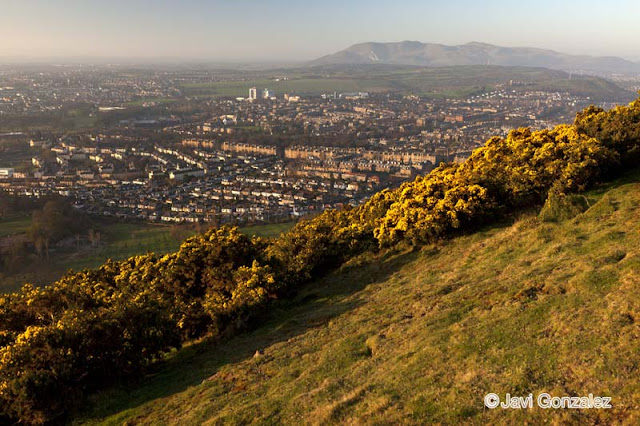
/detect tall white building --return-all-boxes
[262,88,272,99]
[248,87,258,101]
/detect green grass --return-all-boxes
[63,107,99,130]
[0,222,193,293]
[127,97,179,107]
[0,221,295,293]
[240,222,295,239]
[61,221,294,272]
[0,215,31,237]
[59,223,196,272]
[75,168,640,424]
[182,78,378,97]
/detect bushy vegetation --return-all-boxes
[1,96,640,423]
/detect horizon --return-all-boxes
[1,40,639,66]
[1,0,639,63]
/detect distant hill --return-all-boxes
[310,41,640,73]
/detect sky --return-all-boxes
[0,0,639,62]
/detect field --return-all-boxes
[0,220,295,293]
[240,222,295,239]
[0,106,98,133]
[182,78,392,98]
[77,169,640,424]
[63,107,99,130]
[0,138,36,167]
[0,215,31,238]
[180,65,634,101]
[127,97,180,107]
[56,223,197,273]
[61,221,295,274]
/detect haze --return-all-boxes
[1,0,638,62]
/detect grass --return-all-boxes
[240,222,295,239]
[0,221,295,293]
[58,223,197,272]
[61,221,295,272]
[0,215,31,238]
[127,97,179,107]
[75,169,640,424]
[182,78,380,97]
[0,221,193,293]
[63,107,99,130]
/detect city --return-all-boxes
[1,66,631,225]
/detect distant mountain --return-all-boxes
[310,41,640,73]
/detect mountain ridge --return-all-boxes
[310,41,640,73]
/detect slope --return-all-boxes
[78,168,640,425]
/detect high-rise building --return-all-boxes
[262,88,271,99]
[248,87,257,101]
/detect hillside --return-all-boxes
[78,168,640,424]
[311,41,640,74]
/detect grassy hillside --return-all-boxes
[77,169,640,425]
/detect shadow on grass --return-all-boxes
[78,249,421,423]
[588,166,640,196]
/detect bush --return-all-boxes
[539,187,590,222]
[369,124,617,246]
[575,96,640,164]
[0,295,180,424]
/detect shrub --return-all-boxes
[539,186,590,222]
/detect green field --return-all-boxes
[58,223,197,273]
[127,97,180,107]
[0,220,295,293]
[0,215,31,238]
[182,78,391,97]
[61,221,295,272]
[63,107,99,130]
[180,65,634,101]
[77,169,640,424]
[0,221,194,293]
[240,222,295,239]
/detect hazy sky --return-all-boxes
[1,0,638,62]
